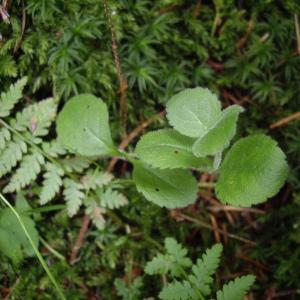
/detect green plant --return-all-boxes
[57,87,288,208]
[145,237,255,300]
[0,78,128,236]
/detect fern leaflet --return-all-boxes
[0,77,27,117]
[40,163,64,205]
[63,179,85,217]
[189,244,223,296]
[216,275,256,300]
[4,150,45,193]
[0,138,27,177]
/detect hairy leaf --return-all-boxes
[56,94,116,156]
[133,161,198,208]
[189,244,223,296]
[81,170,113,190]
[13,98,57,137]
[86,201,106,230]
[0,138,27,177]
[166,88,221,138]
[0,127,11,150]
[100,188,128,209]
[193,105,243,157]
[216,275,256,300]
[145,238,192,277]
[4,150,45,193]
[0,77,27,117]
[63,179,85,217]
[40,163,64,205]
[135,129,212,169]
[216,134,288,206]
[159,281,197,300]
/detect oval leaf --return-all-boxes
[166,88,221,138]
[135,129,212,170]
[216,134,288,206]
[133,161,198,208]
[56,94,116,157]
[193,105,243,157]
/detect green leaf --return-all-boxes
[0,127,11,150]
[166,88,221,138]
[135,129,212,170]
[132,161,198,208]
[0,77,27,117]
[56,94,116,157]
[0,204,39,264]
[13,98,57,138]
[216,275,255,300]
[99,188,128,209]
[189,244,223,296]
[0,138,28,177]
[81,170,113,190]
[40,163,64,205]
[145,238,192,277]
[192,105,243,157]
[63,179,85,217]
[86,200,106,230]
[159,281,197,300]
[4,150,45,193]
[216,134,288,206]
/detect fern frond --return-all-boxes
[86,200,106,230]
[40,163,64,205]
[3,150,45,193]
[62,156,90,173]
[81,170,113,190]
[188,244,223,296]
[216,275,255,300]
[42,140,66,157]
[159,281,197,300]
[0,138,27,177]
[0,127,11,150]
[145,238,192,277]
[100,188,128,209]
[13,98,57,137]
[63,179,85,217]
[0,77,27,117]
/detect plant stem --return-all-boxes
[0,192,66,300]
[40,237,66,261]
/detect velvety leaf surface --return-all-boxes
[56,94,116,156]
[192,105,243,157]
[135,129,212,169]
[216,134,288,206]
[166,88,221,138]
[132,161,198,208]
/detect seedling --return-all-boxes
[57,87,288,208]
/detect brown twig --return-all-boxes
[210,214,221,243]
[269,111,300,129]
[175,212,257,246]
[70,214,91,264]
[103,0,128,133]
[70,110,165,263]
[236,18,255,50]
[208,205,266,215]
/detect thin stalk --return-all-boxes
[40,237,66,261]
[0,193,66,300]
